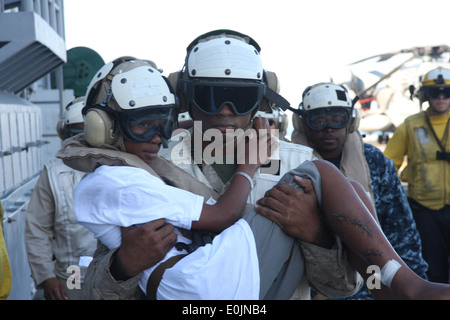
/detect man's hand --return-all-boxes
[43,277,68,300]
[255,176,334,248]
[110,219,177,280]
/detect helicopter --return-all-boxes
[334,45,450,143]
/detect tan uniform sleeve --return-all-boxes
[300,236,363,298]
[83,243,143,300]
[25,168,57,287]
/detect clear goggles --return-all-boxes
[425,86,450,99]
[185,80,265,116]
[119,105,178,143]
[59,126,83,139]
[305,107,351,131]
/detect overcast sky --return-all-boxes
[63,0,449,109]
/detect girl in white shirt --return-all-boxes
[75,111,273,299]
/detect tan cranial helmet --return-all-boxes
[83,57,178,151]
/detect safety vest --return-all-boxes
[0,202,11,300]
[399,112,450,210]
[44,158,98,281]
[57,134,221,203]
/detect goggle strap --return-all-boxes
[264,86,292,112]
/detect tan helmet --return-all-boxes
[83,57,178,150]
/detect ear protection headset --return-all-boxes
[83,57,176,149]
[292,82,360,134]
[168,29,288,116]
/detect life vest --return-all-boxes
[400,111,450,210]
[0,202,11,300]
[44,158,97,282]
[57,134,220,202]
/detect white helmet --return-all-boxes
[300,82,353,111]
[56,96,85,140]
[85,57,174,112]
[83,57,178,150]
[295,82,359,132]
[64,96,85,125]
[175,29,289,115]
[187,36,263,80]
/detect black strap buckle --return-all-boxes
[436,151,450,163]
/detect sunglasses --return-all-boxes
[425,87,450,100]
[184,80,265,116]
[305,107,351,131]
[119,105,178,143]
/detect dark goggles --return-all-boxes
[185,80,265,116]
[304,107,351,131]
[119,105,178,143]
[425,86,450,99]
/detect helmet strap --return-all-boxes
[264,86,300,114]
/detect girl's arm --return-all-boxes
[193,167,255,233]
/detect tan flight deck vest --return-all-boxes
[57,134,224,202]
[291,130,375,207]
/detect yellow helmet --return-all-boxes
[419,67,450,104]
[421,67,450,87]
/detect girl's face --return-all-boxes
[123,134,162,165]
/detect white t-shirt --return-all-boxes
[74,165,259,299]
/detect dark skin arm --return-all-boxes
[192,167,256,233]
[110,219,177,280]
[256,160,450,300]
[42,278,68,300]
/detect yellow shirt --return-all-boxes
[0,202,11,300]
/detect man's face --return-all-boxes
[428,93,450,115]
[307,126,347,159]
